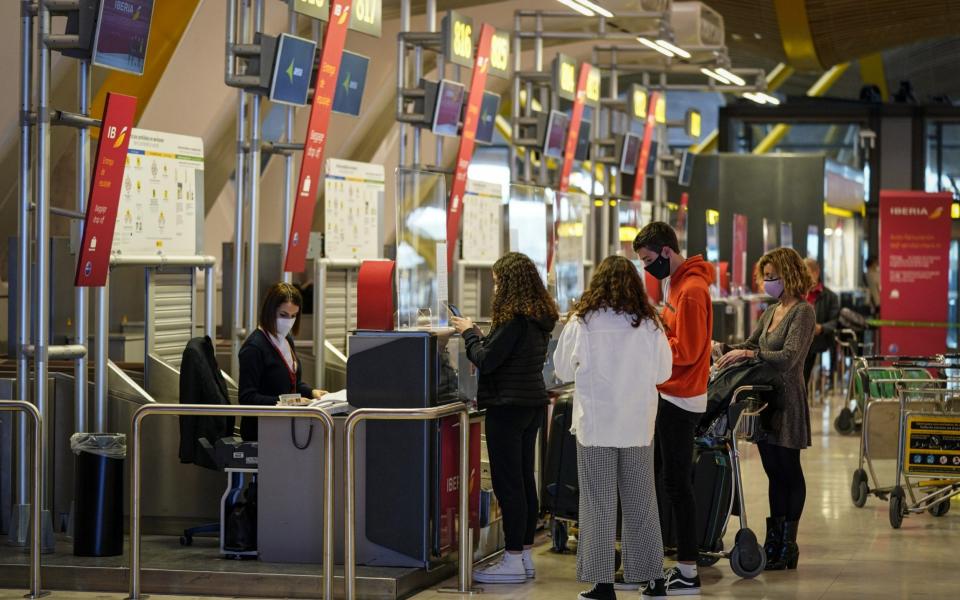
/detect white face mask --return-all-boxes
[275,317,296,338]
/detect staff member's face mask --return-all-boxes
[275,301,299,338]
[638,246,672,280]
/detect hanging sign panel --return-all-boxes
[488,28,511,79]
[324,158,384,260]
[113,128,202,258]
[294,0,381,37]
[284,0,353,273]
[443,10,475,68]
[631,85,648,121]
[75,92,137,287]
[559,63,596,193]
[445,23,495,270]
[553,54,577,101]
[632,91,662,201]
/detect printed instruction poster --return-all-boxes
[114,128,202,256]
[324,158,384,260]
[461,179,503,262]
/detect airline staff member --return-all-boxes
[238,283,326,441]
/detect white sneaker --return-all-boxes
[474,552,527,584]
[522,549,536,579]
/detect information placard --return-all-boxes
[462,179,503,262]
[904,414,960,475]
[323,158,384,260]
[112,128,202,258]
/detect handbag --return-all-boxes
[701,358,785,433]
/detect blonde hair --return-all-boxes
[758,247,815,299]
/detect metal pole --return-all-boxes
[535,14,546,186]
[1,402,44,598]
[93,283,108,432]
[428,0,442,166]
[204,266,215,340]
[601,49,616,258]
[281,2,296,284]
[457,410,471,590]
[245,0,264,338]
[231,0,248,376]
[313,259,326,389]
[75,58,90,434]
[511,12,521,183]
[398,0,410,168]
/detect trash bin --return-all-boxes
[71,433,126,557]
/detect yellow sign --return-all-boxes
[631,86,648,120]
[294,0,382,37]
[904,414,960,476]
[489,29,510,79]
[585,65,601,107]
[655,95,666,124]
[444,11,474,67]
[706,209,720,226]
[686,109,702,138]
[553,54,577,101]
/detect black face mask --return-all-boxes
[644,251,671,280]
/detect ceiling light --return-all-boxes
[701,67,732,84]
[743,92,767,104]
[715,68,746,86]
[556,0,595,17]
[655,40,691,59]
[573,0,614,18]
[759,93,781,105]
[637,37,674,58]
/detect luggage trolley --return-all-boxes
[835,353,934,435]
[888,383,960,529]
[696,385,772,579]
[849,361,949,509]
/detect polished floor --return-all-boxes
[2,392,958,600]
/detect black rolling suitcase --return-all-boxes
[693,440,733,555]
[541,395,578,520]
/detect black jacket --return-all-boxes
[463,315,556,410]
[809,285,841,354]
[702,358,785,434]
[238,329,313,441]
[179,336,234,470]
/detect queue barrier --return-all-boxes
[0,400,43,598]
[126,404,335,600]
[344,403,476,600]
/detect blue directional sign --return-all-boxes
[269,33,317,106]
[332,51,370,117]
[475,92,501,145]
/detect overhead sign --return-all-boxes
[443,10,474,68]
[488,28,511,79]
[685,108,702,138]
[284,0,353,273]
[294,0,381,37]
[585,65,602,108]
[631,85,648,120]
[559,63,595,193]
[553,54,577,101]
[632,90,660,201]
[75,92,137,286]
[654,93,667,124]
[92,0,154,76]
[269,33,317,106]
[332,50,370,116]
[446,23,495,270]
[879,190,952,355]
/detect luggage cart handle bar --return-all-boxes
[0,401,42,599]
[126,404,335,600]
[344,403,474,600]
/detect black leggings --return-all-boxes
[758,441,806,522]
[484,406,543,552]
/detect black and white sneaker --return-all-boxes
[578,583,617,600]
[641,579,667,599]
[663,566,701,596]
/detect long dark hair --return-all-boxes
[491,252,559,329]
[259,282,303,336]
[572,255,661,328]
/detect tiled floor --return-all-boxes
[1,392,957,600]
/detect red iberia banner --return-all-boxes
[632,91,660,201]
[558,63,593,193]
[445,24,495,270]
[74,92,137,287]
[284,0,354,273]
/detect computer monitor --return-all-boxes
[332,51,370,116]
[619,133,642,175]
[678,150,695,186]
[647,141,659,175]
[432,79,466,137]
[575,120,591,161]
[269,33,318,107]
[92,0,155,75]
[474,92,501,145]
[542,110,569,159]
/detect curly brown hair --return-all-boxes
[572,256,661,328]
[491,253,559,329]
[757,247,815,300]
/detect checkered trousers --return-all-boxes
[576,443,664,584]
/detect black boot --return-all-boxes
[763,517,783,565]
[766,520,799,570]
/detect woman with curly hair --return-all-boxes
[553,256,673,600]
[715,247,816,571]
[451,252,559,585]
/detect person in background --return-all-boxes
[803,258,840,387]
[238,283,326,441]
[716,247,815,571]
[554,256,673,600]
[632,222,714,596]
[451,252,559,585]
[865,256,881,315]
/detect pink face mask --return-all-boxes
[763,278,785,299]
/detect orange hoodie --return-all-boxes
[658,256,715,399]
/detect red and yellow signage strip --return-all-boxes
[632,91,661,202]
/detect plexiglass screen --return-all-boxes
[396,169,448,330]
[555,191,590,313]
[507,184,550,282]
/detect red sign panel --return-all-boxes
[74,92,138,287]
[732,213,748,293]
[283,0,354,273]
[878,190,953,355]
[438,416,481,554]
[445,24,495,271]
[356,259,395,331]
[558,63,593,193]
[632,91,661,202]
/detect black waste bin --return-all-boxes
[71,433,125,557]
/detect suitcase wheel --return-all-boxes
[729,528,765,578]
[834,408,855,435]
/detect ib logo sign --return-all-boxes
[108,125,128,149]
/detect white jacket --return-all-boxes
[553,309,673,448]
